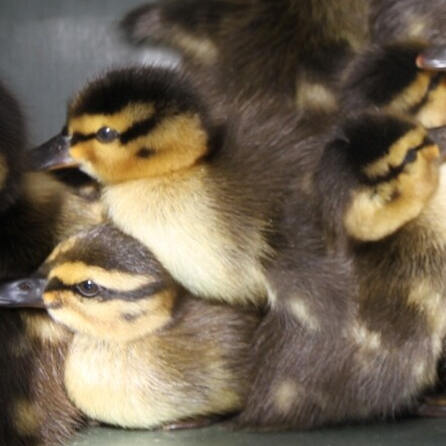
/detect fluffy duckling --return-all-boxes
[0,223,260,431]
[237,111,446,428]
[38,66,323,306]
[341,41,446,130]
[121,0,368,111]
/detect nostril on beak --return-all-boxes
[18,281,32,292]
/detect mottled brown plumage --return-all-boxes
[370,0,446,47]
[0,310,84,446]
[238,111,446,428]
[121,0,368,111]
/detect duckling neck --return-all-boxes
[102,165,270,305]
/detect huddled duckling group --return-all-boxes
[2,0,446,444]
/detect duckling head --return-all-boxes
[0,82,26,211]
[342,42,446,129]
[56,67,218,184]
[0,224,178,342]
[320,111,440,241]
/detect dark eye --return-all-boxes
[76,280,100,298]
[96,127,119,143]
[402,148,418,166]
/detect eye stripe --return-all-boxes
[71,132,95,146]
[362,137,432,185]
[70,115,160,147]
[45,277,166,301]
[119,116,159,144]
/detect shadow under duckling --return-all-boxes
[0,223,260,432]
[121,0,369,112]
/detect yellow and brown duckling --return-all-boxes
[237,111,446,428]
[321,111,440,242]
[35,66,324,306]
[121,0,368,111]
[0,223,260,432]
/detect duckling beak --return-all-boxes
[26,132,78,171]
[0,278,47,309]
[416,46,446,70]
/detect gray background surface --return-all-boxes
[0,0,177,145]
[0,0,445,444]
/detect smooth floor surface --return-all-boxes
[70,418,446,446]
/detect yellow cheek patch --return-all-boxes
[125,113,208,178]
[344,143,439,241]
[70,142,98,164]
[416,78,446,128]
[146,113,207,152]
[387,72,431,114]
[47,289,175,342]
[69,107,209,184]
[68,103,155,135]
[49,261,155,292]
[363,126,426,179]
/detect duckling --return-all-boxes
[341,41,446,129]
[237,110,446,428]
[0,223,260,432]
[121,0,369,111]
[36,66,327,306]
